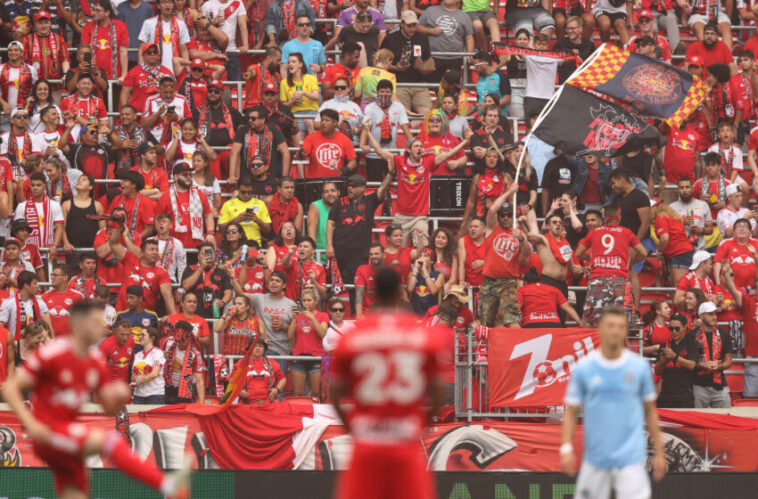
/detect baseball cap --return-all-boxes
[689,250,712,270]
[9,108,26,119]
[726,183,741,197]
[638,9,653,19]
[263,82,277,94]
[159,74,176,84]
[137,141,160,156]
[401,10,418,24]
[208,79,224,89]
[687,55,703,67]
[173,163,192,175]
[444,284,470,304]
[7,41,22,51]
[190,58,204,69]
[34,10,51,20]
[142,42,159,54]
[4,237,20,248]
[698,301,718,315]
[346,174,367,186]
[498,202,514,214]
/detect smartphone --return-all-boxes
[168,105,175,113]
[245,208,255,213]
[203,248,213,261]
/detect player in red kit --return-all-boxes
[2,300,190,499]
[331,267,446,499]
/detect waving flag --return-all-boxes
[566,43,707,128]
[532,85,665,157]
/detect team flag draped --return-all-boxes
[565,43,707,128]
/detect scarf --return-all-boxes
[25,195,53,247]
[15,292,40,338]
[718,145,737,178]
[700,175,727,205]
[163,337,196,399]
[140,62,162,91]
[697,328,723,384]
[476,168,504,216]
[49,172,72,201]
[70,273,102,298]
[7,131,32,176]
[282,0,296,39]
[244,126,273,172]
[199,103,234,142]
[30,32,60,77]
[326,257,349,303]
[92,20,118,78]
[178,6,194,37]
[268,192,299,234]
[154,16,180,57]
[378,101,392,144]
[492,42,574,60]
[180,74,209,111]
[169,186,204,241]
[0,63,33,104]
[119,194,141,234]
[157,236,175,269]
[115,125,147,170]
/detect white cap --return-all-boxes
[9,108,25,119]
[698,301,718,315]
[726,183,741,198]
[689,250,712,270]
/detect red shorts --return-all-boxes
[33,421,90,495]
[336,442,436,499]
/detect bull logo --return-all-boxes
[0,426,21,467]
[580,102,648,155]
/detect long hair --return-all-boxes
[651,200,682,222]
[642,301,669,326]
[685,287,707,313]
[432,227,455,268]
[272,221,302,247]
[32,79,53,108]
[192,150,214,187]
[286,52,305,88]
[220,222,246,257]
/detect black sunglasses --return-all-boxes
[297,22,311,27]
[330,307,345,312]
[334,85,347,90]
[208,88,222,93]
[251,162,265,168]
[670,326,681,331]
[248,115,263,120]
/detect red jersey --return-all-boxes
[68,275,101,300]
[517,282,567,326]
[714,238,758,289]
[41,288,84,336]
[93,229,142,285]
[354,264,377,310]
[21,32,70,80]
[80,19,129,79]
[332,311,445,445]
[122,63,174,113]
[654,214,694,258]
[739,290,758,356]
[156,188,212,249]
[115,252,171,311]
[383,247,413,284]
[422,134,466,176]
[0,326,9,383]
[462,236,485,286]
[237,264,267,294]
[242,356,284,402]
[288,260,326,299]
[186,38,227,79]
[692,176,731,218]
[322,63,361,89]
[676,271,715,299]
[167,312,211,340]
[20,337,109,424]
[242,63,281,108]
[483,225,522,279]
[98,334,135,383]
[393,154,437,216]
[108,194,155,236]
[60,95,107,123]
[730,72,754,117]
[130,165,169,192]
[663,127,698,182]
[1,241,42,269]
[177,71,209,109]
[292,310,328,356]
[685,41,733,75]
[302,131,356,179]
[578,225,641,279]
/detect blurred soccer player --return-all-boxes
[2,300,191,499]
[330,267,446,499]
[560,305,666,499]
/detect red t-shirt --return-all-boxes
[354,264,377,310]
[130,165,169,192]
[60,95,107,122]
[302,131,356,179]
[93,229,142,285]
[242,356,285,402]
[685,42,733,75]
[692,177,732,218]
[462,236,486,286]
[97,334,135,384]
[108,194,156,236]
[41,288,84,336]
[393,154,437,216]
[739,290,758,356]
[156,188,212,249]
[116,252,171,311]
[122,63,174,113]
[236,264,267,294]
[422,134,466,176]
[322,63,361,88]
[654,214,694,258]
[483,225,522,279]
[714,238,758,289]
[384,247,413,284]
[292,310,328,356]
[643,323,672,346]
[0,157,12,191]
[517,282,567,326]
[578,225,641,278]
[21,337,108,424]
[663,127,698,182]
[167,312,211,340]
[80,19,129,78]
[186,39,227,78]
[288,260,326,299]
[714,284,741,322]
[177,71,209,109]
[676,271,716,299]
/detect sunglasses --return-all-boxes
[13,114,28,119]
[670,326,681,331]
[208,88,222,93]
[498,212,512,218]
[297,22,311,27]
[330,307,345,312]
[251,162,265,168]
[334,85,347,91]
[248,115,264,120]
[428,118,442,122]
[227,229,239,234]
[238,189,253,195]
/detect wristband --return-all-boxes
[423,274,430,280]
[559,443,573,456]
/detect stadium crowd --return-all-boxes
[0,0,755,411]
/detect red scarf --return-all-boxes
[25,196,53,248]
[268,193,299,234]
[0,63,33,104]
[199,103,234,142]
[163,335,199,399]
[282,0,296,39]
[154,16,180,57]
[476,168,504,217]
[698,328,724,384]
[29,32,61,78]
[179,74,209,111]
[244,126,273,170]
[49,172,72,201]
[7,131,32,174]
[14,292,40,339]
[157,236,175,269]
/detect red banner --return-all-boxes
[488,328,600,408]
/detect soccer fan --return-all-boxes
[14,171,63,260]
[518,267,583,328]
[12,321,46,368]
[331,267,446,499]
[200,0,249,81]
[181,243,233,319]
[670,177,714,251]
[108,226,176,316]
[62,45,109,104]
[166,291,212,348]
[693,152,732,218]
[42,158,79,204]
[690,301,733,408]
[192,151,223,213]
[21,11,70,82]
[114,285,160,344]
[471,52,510,113]
[355,243,383,317]
[60,73,108,134]
[116,0,155,66]
[250,270,296,376]
[242,46,283,108]
[269,176,304,234]
[307,182,339,260]
[301,108,357,179]
[674,250,716,306]
[196,80,242,179]
[641,302,673,356]
[364,124,471,247]
[128,142,168,201]
[686,22,735,74]
[234,244,268,295]
[238,338,287,404]
[68,251,103,298]
[287,286,328,399]
[261,81,298,142]
[0,40,36,114]
[575,205,648,327]
[148,213,187,283]
[280,15,325,76]
[286,237,326,299]
[470,106,511,174]
[327,11,381,67]
[156,163,216,250]
[231,106,290,182]
[651,199,696,285]
[165,119,218,173]
[108,170,155,240]
[214,294,263,355]
[265,0,315,49]
[112,105,149,172]
[0,238,36,287]
[708,121,750,198]
[418,109,468,176]
[2,300,191,497]
[6,220,43,279]
[58,122,113,196]
[320,42,361,101]
[625,10,671,63]
[553,16,596,83]
[1,108,43,176]
[177,58,212,111]
[80,0,128,82]
[714,218,758,291]
[654,312,700,408]
[130,326,166,404]
[163,319,206,404]
[457,218,486,292]
[138,0,190,75]
[218,175,272,246]
[562,305,666,495]
[141,74,192,145]
[98,318,135,384]
[0,318,11,384]
[717,184,756,237]
[477,186,531,328]
[41,265,83,337]
[120,43,174,114]
[0,271,51,339]
[418,0,473,79]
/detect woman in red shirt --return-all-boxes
[431,227,458,285]
[652,200,695,286]
[238,339,287,404]
[681,287,707,331]
[641,301,673,356]
[264,221,301,300]
[383,223,419,283]
[165,118,217,175]
[287,287,328,401]
[517,269,582,328]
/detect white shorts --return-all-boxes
[688,12,730,27]
[575,461,651,499]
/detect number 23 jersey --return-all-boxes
[331,311,445,445]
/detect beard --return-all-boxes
[703,38,716,49]
[680,192,693,202]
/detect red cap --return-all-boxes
[142,42,159,54]
[263,82,277,93]
[638,9,653,19]
[209,79,223,89]
[190,58,204,69]
[34,10,51,20]
[687,55,703,67]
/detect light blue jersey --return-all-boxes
[565,350,656,469]
[281,39,326,74]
